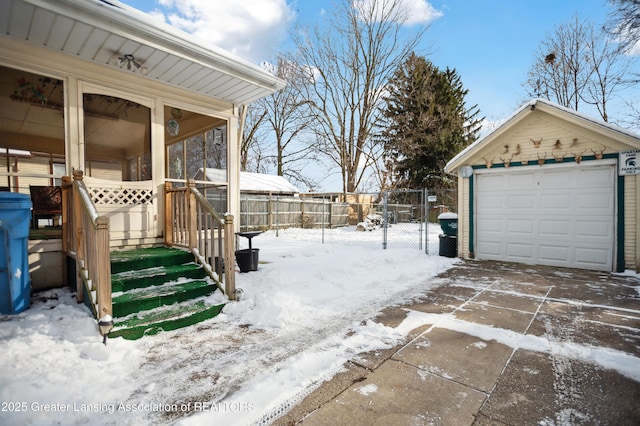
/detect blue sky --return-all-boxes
[424,0,615,120]
[119,0,630,125]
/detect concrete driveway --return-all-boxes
[275,260,640,425]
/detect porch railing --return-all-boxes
[164,180,237,300]
[61,170,112,320]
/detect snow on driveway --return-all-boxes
[0,226,457,425]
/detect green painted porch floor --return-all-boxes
[109,247,225,340]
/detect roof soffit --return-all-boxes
[0,0,286,105]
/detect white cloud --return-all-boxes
[401,0,443,25]
[155,0,294,63]
[353,0,442,25]
[627,39,640,56]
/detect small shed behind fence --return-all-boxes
[195,168,301,196]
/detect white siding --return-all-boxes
[625,174,638,270]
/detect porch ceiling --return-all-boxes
[0,0,285,105]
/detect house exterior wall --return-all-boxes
[452,107,640,272]
[13,156,52,193]
[625,174,639,269]
[456,175,472,259]
[28,240,64,291]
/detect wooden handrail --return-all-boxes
[164,179,236,300]
[61,170,112,320]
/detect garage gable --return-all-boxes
[447,100,640,172]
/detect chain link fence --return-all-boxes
[235,188,457,255]
[376,189,456,254]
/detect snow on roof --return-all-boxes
[196,168,300,194]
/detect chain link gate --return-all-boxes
[376,188,452,254]
[376,189,427,253]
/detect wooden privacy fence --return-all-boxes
[238,195,350,231]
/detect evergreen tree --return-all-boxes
[380,53,482,190]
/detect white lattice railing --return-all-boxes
[88,187,153,206]
[83,177,154,206]
[83,177,156,240]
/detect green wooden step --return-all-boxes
[112,279,216,318]
[111,263,206,292]
[110,247,194,274]
[106,246,224,340]
[109,299,225,340]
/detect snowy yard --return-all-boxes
[0,225,458,425]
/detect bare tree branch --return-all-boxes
[524,14,634,122]
[293,0,426,195]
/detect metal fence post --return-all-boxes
[322,195,326,244]
[419,188,423,251]
[382,191,388,250]
[276,194,279,237]
[424,188,429,255]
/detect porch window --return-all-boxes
[52,163,65,187]
[0,66,65,194]
[83,93,151,181]
[165,107,228,182]
[124,152,151,181]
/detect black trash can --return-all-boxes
[439,234,457,258]
[235,248,259,273]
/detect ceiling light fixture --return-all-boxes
[118,54,141,71]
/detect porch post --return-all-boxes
[61,175,71,253]
[73,170,84,303]
[224,214,236,300]
[61,175,71,297]
[187,179,197,252]
[95,216,112,318]
[228,113,241,233]
[164,182,173,246]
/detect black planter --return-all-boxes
[235,248,259,272]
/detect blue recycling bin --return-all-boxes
[0,193,32,314]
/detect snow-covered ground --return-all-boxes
[0,225,458,426]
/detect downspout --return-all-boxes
[235,104,248,233]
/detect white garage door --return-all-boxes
[475,162,615,271]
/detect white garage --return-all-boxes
[476,161,615,271]
[445,99,640,273]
